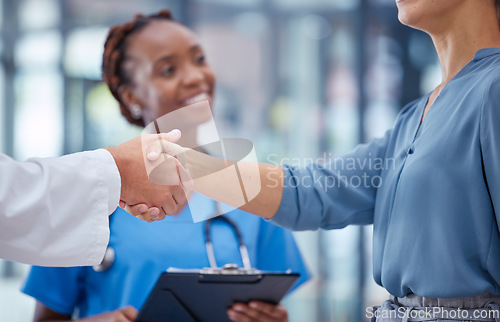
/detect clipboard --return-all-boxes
[136,265,300,322]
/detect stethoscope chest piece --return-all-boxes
[93,246,115,272]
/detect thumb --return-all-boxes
[120,306,138,320]
[146,130,182,162]
[162,129,181,143]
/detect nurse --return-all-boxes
[149,0,500,320]
[21,10,310,322]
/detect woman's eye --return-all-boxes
[196,55,206,64]
[161,67,175,76]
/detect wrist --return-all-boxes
[104,146,130,202]
[100,148,122,214]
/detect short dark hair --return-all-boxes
[102,10,174,127]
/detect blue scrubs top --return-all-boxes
[22,193,310,318]
[273,48,500,298]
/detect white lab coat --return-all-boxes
[0,149,120,267]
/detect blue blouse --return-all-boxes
[22,193,310,318]
[273,48,500,298]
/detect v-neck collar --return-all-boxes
[471,47,500,61]
[411,47,500,141]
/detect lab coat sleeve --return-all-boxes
[272,129,392,231]
[0,149,120,267]
[480,77,500,232]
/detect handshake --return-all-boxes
[105,130,189,222]
[106,128,261,222]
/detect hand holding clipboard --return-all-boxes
[136,265,299,322]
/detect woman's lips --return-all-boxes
[182,92,211,106]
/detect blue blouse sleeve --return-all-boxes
[21,266,84,316]
[272,129,392,231]
[255,220,311,292]
[480,77,500,229]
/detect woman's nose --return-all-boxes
[182,64,204,86]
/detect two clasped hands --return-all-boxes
[106,129,189,221]
[116,128,251,222]
[106,130,290,321]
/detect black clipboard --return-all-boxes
[136,266,300,322]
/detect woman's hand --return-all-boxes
[227,302,289,322]
[79,306,138,322]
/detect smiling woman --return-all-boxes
[20,9,311,322]
[102,10,215,128]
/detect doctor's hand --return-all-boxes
[106,131,187,222]
[227,302,289,322]
[79,306,138,321]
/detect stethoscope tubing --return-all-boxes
[93,202,252,272]
[204,202,252,270]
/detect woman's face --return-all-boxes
[396,0,466,32]
[123,20,216,126]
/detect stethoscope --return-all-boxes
[204,201,252,270]
[93,245,115,272]
[93,201,252,272]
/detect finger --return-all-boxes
[148,154,185,186]
[149,207,161,221]
[171,140,188,170]
[161,195,178,216]
[231,303,283,322]
[227,308,253,322]
[136,206,161,221]
[141,130,181,148]
[154,208,166,221]
[142,137,182,181]
[146,142,164,162]
[176,158,193,192]
[143,212,154,223]
[125,204,148,217]
[231,304,262,320]
[141,132,183,177]
[172,185,188,213]
[135,213,154,223]
[121,306,138,320]
[119,200,126,209]
[248,302,288,320]
[159,129,182,143]
[146,139,184,161]
[142,133,162,162]
[124,204,153,222]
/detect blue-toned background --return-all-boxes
[0,0,440,321]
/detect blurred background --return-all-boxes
[0,0,441,321]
